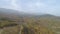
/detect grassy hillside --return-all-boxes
[0,16,55,34]
[0,8,59,34]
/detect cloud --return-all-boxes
[10,0,22,10]
[4,0,10,1]
[0,0,48,12]
[0,0,60,16]
[10,0,18,9]
[0,0,21,10]
[22,1,48,13]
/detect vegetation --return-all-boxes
[0,17,55,34]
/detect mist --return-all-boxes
[0,0,60,16]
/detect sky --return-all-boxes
[0,0,60,16]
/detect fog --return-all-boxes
[0,0,60,16]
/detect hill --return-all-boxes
[0,8,59,34]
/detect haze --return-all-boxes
[0,0,60,16]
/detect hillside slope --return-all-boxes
[0,8,59,34]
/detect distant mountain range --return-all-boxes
[0,8,60,18]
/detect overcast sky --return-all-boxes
[0,0,60,16]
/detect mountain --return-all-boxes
[0,8,45,17]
